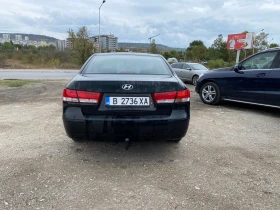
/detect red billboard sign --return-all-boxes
[227,33,254,50]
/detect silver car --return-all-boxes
[171,62,209,85]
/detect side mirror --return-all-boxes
[187,68,191,70]
[233,64,244,74]
[233,64,240,72]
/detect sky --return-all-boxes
[0,0,279,48]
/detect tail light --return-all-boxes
[77,91,101,104]
[175,89,190,103]
[63,89,101,104]
[63,89,79,103]
[153,91,177,104]
[153,89,190,104]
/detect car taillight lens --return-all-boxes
[153,91,177,104]
[153,90,190,104]
[76,91,101,104]
[63,89,79,103]
[63,89,101,104]
[175,89,190,103]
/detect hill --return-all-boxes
[0,33,186,51]
[118,42,185,51]
[0,33,58,42]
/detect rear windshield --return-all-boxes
[83,55,170,75]
[189,64,208,70]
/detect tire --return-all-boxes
[71,137,86,142]
[199,82,221,105]
[192,75,199,86]
[167,138,182,143]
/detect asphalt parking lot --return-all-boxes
[0,80,280,210]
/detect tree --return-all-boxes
[162,51,170,59]
[0,54,7,68]
[176,51,184,61]
[254,32,269,52]
[187,40,204,50]
[150,39,158,54]
[185,40,207,62]
[68,26,93,65]
[185,50,193,61]
[169,50,177,58]
[2,42,14,51]
[27,45,36,50]
[269,43,279,48]
[211,34,224,49]
[118,47,125,52]
[38,45,57,52]
[208,34,229,61]
[192,45,207,62]
[14,44,23,50]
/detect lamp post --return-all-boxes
[99,0,106,53]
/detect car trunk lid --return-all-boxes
[66,74,188,116]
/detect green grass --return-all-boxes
[0,80,39,87]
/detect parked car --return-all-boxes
[167,57,178,64]
[171,62,209,85]
[195,47,280,108]
[63,53,190,145]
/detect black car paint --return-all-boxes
[195,50,280,107]
[63,53,190,141]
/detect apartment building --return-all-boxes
[56,40,66,51]
[90,34,118,52]
[66,38,74,49]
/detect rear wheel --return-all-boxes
[167,138,182,143]
[199,82,221,105]
[192,75,199,86]
[71,137,86,142]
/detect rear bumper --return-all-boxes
[63,107,190,141]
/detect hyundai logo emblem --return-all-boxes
[122,84,133,90]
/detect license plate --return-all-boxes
[106,97,150,106]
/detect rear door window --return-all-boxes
[183,64,191,70]
[272,52,280,69]
[175,63,183,69]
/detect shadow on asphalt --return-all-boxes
[68,140,185,163]
[221,101,280,118]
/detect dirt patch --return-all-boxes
[3,59,80,69]
[0,82,280,210]
[0,80,67,105]
[0,79,39,87]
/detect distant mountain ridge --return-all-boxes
[0,33,185,51]
[0,33,58,42]
[118,42,185,51]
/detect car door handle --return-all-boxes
[256,73,266,77]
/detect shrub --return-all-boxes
[48,58,60,68]
[207,59,225,69]
[0,54,6,68]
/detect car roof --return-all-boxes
[95,52,162,57]
[263,47,280,52]
[177,62,200,65]
[240,47,280,62]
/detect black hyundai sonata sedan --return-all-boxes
[62,53,190,143]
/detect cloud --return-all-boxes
[0,0,279,47]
